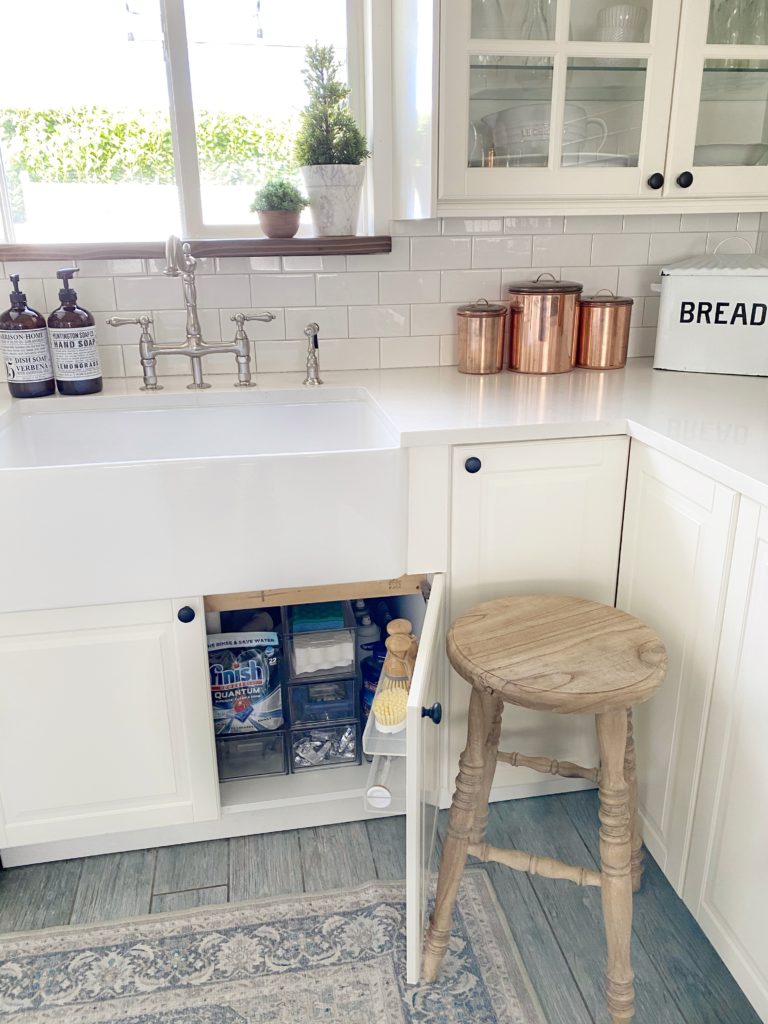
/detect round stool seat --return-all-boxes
[447,594,666,715]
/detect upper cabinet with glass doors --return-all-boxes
[437,0,768,212]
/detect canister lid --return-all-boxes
[457,297,507,317]
[508,273,583,295]
[580,290,633,307]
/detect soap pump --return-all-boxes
[47,268,102,395]
[0,274,54,398]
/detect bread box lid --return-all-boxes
[661,255,768,277]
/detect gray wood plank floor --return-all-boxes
[0,792,760,1024]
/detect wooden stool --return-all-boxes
[422,595,666,1024]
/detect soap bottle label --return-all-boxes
[49,326,101,380]
[1,328,54,383]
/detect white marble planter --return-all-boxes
[301,164,365,236]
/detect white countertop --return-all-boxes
[1,358,767,504]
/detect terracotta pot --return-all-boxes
[257,209,301,239]
[301,164,365,236]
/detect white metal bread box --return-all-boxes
[654,255,768,377]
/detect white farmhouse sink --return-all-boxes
[0,389,407,612]
[0,388,398,468]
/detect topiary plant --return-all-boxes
[250,177,308,213]
[294,44,370,166]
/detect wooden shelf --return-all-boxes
[204,574,427,614]
[0,235,392,263]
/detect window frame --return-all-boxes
[0,0,393,255]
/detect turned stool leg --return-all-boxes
[422,687,494,982]
[470,695,504,845]
[624,708,644,892]
[596,709,635,1024]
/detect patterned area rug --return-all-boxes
[0,870,544,1023]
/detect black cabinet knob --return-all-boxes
[676,171,694,189]
[177,606,196,623]
[422,702,443,725]
[465,457,482,474]
[647,172,665,190]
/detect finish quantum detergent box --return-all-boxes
[208,629,283,735]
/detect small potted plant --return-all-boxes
[250,178,309,239]
[295,44,370,236]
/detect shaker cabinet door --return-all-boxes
[450,435,629,800]
[0,598,219,848]
[684,499,768,1021]
[616,442,738,893]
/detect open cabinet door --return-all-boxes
[405,573,446,984]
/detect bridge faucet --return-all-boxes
[108,235,276,390]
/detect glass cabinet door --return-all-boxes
[440,0,681,202]
[666,1,768,197]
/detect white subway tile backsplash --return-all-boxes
[347,237,410,271]
[411,302,459,336]
[440,334,459,366]
[282,255,347,272]
[562,266,619,295]
[100,345,125,378]
[218,308,286,341]
[379,271,441,304]
[442,217,504,235]
[45,276,117,312]
[153,308,222,343]
[705,231,758,254]
[648,232,707,265]
[284,306,348,340]
[472,235,531,269]
[623,214,681,233]
[57,211,764,379]
[534,233,592,266]
[505,216,563,234]
[195,274,250,309]
[565,215,622,234]
[627,327,658,358]
[320,337,380,371]
[441,269,501,302]
[254,340,305,374]
[251,273,316,308]
[316,271,377,306]
[591,233,649,267]
[77,259,145,276]
[348,304,409,337]
[680,212,738,232]
[735,213,760,231]
[115,274,179,310]
[391,218,440,235]
[380,335,440,368]
[411,236,472,270]
[618,264,661,297]
[642,296,660,328]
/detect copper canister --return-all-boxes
[507,275,583,374]
[457,298,507,374]
[577,291,633,369]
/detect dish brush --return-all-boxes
[372,687,408,732]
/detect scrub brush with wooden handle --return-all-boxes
[372,633,412,731]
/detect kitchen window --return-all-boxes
[0,0,375,248]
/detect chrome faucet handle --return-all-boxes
[228,312,275,390]
[107,315,153,328]
[230,311,276,326]
[303,321,323,387]
[107,315,161,392]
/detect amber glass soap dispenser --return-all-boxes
[47,268,103,395]
[0,274,55,398]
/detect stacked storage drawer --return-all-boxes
[283,601,362,771]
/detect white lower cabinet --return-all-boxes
[616,443,738,893]
[684,499,768,1021]
[450,436,630,800]
[0,598,219,848]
